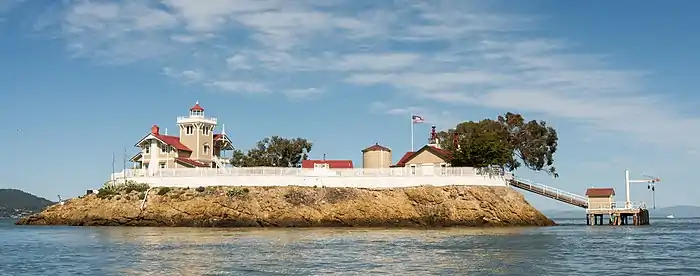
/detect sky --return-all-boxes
[1,0,699,211]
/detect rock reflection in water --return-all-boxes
[87,227,548,275]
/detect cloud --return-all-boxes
[13,0,700,152]
[283,88,324,101]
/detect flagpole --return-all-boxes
[410,113,414,151]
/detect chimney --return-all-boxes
[151,125,160,134]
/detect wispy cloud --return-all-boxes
[10,0,700,152]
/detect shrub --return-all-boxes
[124,182,150,194]
[195,186,206,192]
[226,187,250,198]
[157,187,171,195]
[138,192,146,200]
[97,186,119,199]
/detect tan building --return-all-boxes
[585,188,616,209]
[391,126,451,175]
[129,102,233,173]
[361,143,392,169]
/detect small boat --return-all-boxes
[666,214,675,219]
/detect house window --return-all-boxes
[441,163,447,175]
[159,162,166,169]
[161,145,168,154]
[201,126,211,135]
[145,147,150,154]
[186,125,194,135]
[410,165,417,175]
[203,145,210,155]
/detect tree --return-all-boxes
[438,112,559,177]
[229,136,313,167]
[497,112,558,177]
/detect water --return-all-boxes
[1,218,699,275]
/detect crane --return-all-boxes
[642,173,661,209]
[626,170,661,209]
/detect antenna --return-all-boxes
[123,148,127,183]
[111,151,116,187]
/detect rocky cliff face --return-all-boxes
[16,185,554,227]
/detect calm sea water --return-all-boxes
[1,218,698,276]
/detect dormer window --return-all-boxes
[161,145,168,154]
[144,146,150,154]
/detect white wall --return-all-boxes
[119,174,509,188]
[111,166,511,188]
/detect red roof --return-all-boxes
[190,102,204,111]
[174,157,209,167]
[302,160,354,169]
[135,132,192,152]
[153,134,192,151]
[362,143,391,153]
[392,152,415,167]
[585,188,615,197]
[391,145,450,167]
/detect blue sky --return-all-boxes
[1,0,699,211]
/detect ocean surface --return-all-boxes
[1,218,699,276]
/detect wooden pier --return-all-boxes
[586,207,650,226]
[509,172,658,227]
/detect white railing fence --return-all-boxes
[511,176,588,203]
[587,201,647,212]
[112,166,512,180]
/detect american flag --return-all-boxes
[412,115,425,124]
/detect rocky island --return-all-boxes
[16,184,554,227]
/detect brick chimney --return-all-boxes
[151,125,160,134]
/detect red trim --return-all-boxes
[302,160,354,169]
[174,157,209,167]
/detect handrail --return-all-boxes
[511,176,587,203]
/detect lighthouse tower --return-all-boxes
[177,101,218,164]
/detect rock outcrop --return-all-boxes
[16,185,554,227]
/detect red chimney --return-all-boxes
[151,125,160,134]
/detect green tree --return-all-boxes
[229,136,312,167]
[438,112,559,177]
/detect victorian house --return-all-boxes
[129,102,233,173]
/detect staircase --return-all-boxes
[510,176,588,208]
[212,156,230,174]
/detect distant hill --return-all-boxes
[544,205,700,219]
[0,189,55,218]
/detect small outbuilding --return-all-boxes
[585,188,615,209]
